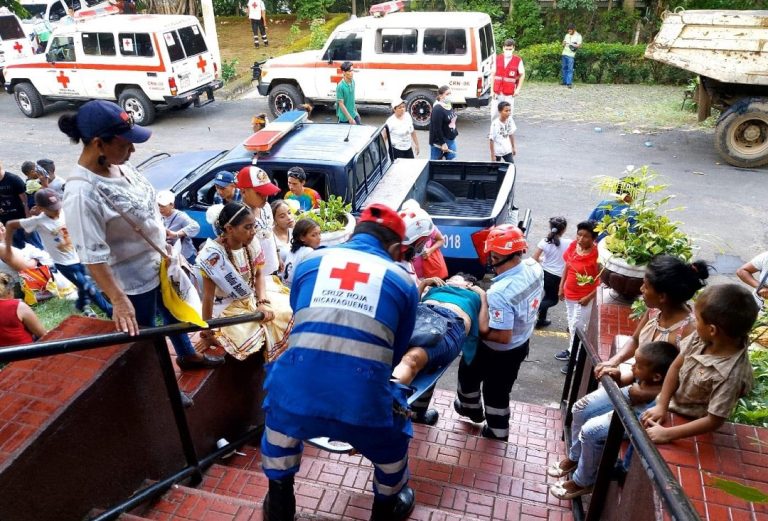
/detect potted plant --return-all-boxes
[296,195,355,247]
[594,166,693,300]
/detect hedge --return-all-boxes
[519,43,693,85]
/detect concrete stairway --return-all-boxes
[122,390,574,521]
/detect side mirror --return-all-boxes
[45,50,56,63]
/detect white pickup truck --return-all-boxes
[254,10,495,129]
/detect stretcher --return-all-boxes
[306,363,451,454]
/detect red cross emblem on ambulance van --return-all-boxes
[13,41,24,53]
[56,71,71,89]
[196,55,207,73]
[330,262,370,291]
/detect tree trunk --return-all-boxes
[508,0,513,17]
[146,0,197,16]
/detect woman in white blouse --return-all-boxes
[385,98,420,159]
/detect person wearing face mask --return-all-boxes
[429,85,459,160]
[453,224,543,441]
[260,204,420,521]
[491,38,525,118]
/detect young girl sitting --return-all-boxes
[0,272,47,348]
[281,219,321,288]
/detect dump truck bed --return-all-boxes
[645,10,768,86]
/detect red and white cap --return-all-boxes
[236,165,280,196]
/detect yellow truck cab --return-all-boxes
[2,12,223,124]
[255,8,495,129]
[0,7,35,84]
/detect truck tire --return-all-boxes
[268,84,303,118]
[715,100,768,168]
[14,82,45,118]
[119,88,156,126]
[405,89,436,130]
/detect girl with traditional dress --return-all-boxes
[197,202,293,361]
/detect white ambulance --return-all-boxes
[0,7,35,84]
[254,9,495,129]
[2,13,223,125]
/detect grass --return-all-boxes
[34,297,80,332]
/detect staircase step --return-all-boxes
[203,463,487,521]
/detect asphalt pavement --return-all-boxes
[1,89,766,406]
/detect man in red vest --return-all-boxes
[491,38,526,118]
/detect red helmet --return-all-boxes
[359,203,406,242]
[484,224,527,255]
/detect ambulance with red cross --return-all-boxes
[0,7,35,84]
[2,12,223,125]
[254,7,495,129]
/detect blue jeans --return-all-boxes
[127,286,197,358]
[55,262,113,317]
[12,228,44,250]
[568,385,654,487]
[339,115,362,125]
[430,139,457,160]
[561,55,575,86]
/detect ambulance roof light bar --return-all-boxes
[74,3,120,20]
[370,0,405,17]
[243,110,308,154]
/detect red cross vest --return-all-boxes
[493,54,522,96]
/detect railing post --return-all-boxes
[585,410,626,521]
[152,337,203,485]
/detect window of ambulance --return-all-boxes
[322,31,362,62]
[0,15,26,40]
[375,28,417,54]
[423,28,466,55]
[163,25,208,62]
[118,32,154,57]
[49,35,75,61]
[82,32,116,56]
[21,4,48,19]
[480,23,494,61]
[48,1,66,22]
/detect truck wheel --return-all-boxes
[268,84,303,118]
[14,83,45,118]
[405,90,436,130]
[715,100,768,168]
[119,88,156,125]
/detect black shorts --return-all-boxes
[419,304,466,372]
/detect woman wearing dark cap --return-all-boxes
[59,100,224,374]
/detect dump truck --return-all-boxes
[645,9,768,168]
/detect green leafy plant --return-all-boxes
[308,17,329,49]
[221,58,239,83]
[730,345,768,428]
[297,195,351,233]
[594,166,692,266]
[289,23,301,39]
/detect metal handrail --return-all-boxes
[0,312,264,521]
[563,328,701,521]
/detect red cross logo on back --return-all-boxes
[196,55,207,73]
[56,71,70,89]
[13,41,23,53]
[251,1,258,7]
[330,262,370,291]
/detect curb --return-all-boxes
[218,75,258,100]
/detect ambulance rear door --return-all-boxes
[162,23,215,95]
[316,28,366,102]
[43,34,86,96]
[0,12,34,66]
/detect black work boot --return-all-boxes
[263,478,295,521]
[370,485,416,521]
[411,408,439,426]
[453,398,485,423]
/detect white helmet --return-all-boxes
[399,207,434,245]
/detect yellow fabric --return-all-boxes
[263,275,294,362]
[160,257,207,327]
[216,296,267,361]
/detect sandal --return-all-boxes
[549,482,593,500]
[547,459,577,478]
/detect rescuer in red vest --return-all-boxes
[491,38,526,118]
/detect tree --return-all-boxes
[145,0,199,15]
[0,0,26,15]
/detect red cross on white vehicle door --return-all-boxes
[42,36,86,97]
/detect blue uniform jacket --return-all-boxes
[264,233,419,428]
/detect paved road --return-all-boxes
[1,91,766,406]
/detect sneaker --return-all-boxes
[453,398,485,423]
[554,350,570,361]
[81,305,98,318]
[411,409,439,426]
[535,319,551,329]
[561,364,569,375]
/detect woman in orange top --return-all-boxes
[556,221,600,369]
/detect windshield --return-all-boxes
[21,4,47,18]
[0,15,26,39]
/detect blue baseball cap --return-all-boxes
[75,100,152,143]
[214,171,236,187]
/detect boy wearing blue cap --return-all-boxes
[212,171,242,205]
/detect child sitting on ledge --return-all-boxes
[641,283,758,443]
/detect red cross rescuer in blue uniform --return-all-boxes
[260,203,420,521]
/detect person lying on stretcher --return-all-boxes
[393,273,488,386]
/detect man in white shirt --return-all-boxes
[248,0,268,48]
[561,24,582,89]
